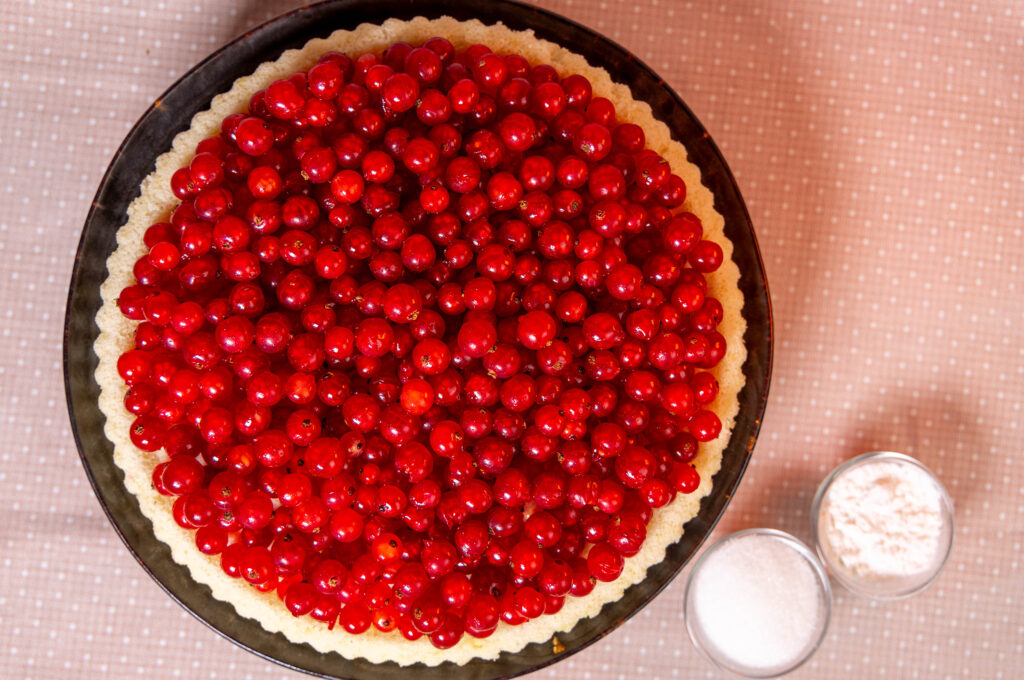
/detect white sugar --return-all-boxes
[689,534,824,673]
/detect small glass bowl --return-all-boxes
[810,451,955,600]
[684,529,832,678]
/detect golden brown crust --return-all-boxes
[94,16,746,666]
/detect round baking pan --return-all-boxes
[64,1,772,677]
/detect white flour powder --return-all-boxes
[818,460,943,582]
[689,533,824,673]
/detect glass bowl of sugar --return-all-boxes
[810,451,955,599]
[683,529,832,678]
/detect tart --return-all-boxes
[94,16,746,666]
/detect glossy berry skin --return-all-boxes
[382,72,420,112]
[516,310,556,350]
[587,541,624,582]
[234,117,274,156]
[114,36,733,652]
[457,319,497,358]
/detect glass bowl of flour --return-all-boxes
[811,451,955,599]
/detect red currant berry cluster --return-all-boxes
[116,37,726,650]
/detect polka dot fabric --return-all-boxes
[1,0,1020,678]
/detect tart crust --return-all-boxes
[94,16,747,666]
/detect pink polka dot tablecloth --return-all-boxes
[2,0,1021,678]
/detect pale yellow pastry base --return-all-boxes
[94,15,747,667]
